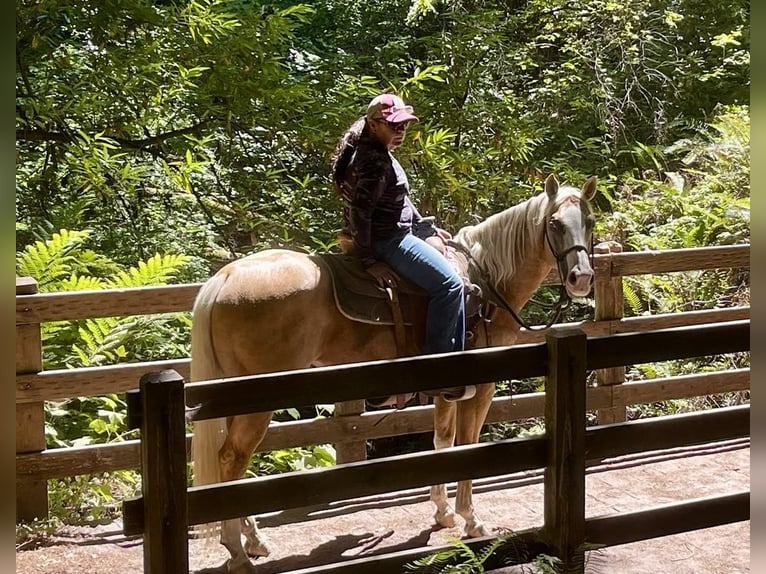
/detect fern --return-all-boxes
[16,229,92,289]
[16,228,193,369]
[107,253,191,287]
[58,274,106,291]
[621,281,644,316]
[72,318,133,367]
[405,531,543,573]
[18,229,194,453]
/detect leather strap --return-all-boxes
[385,287,408,353]
[385,287,413,409]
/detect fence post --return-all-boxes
[334,400,368,464]
[593,241,627,424]
[544,327,587,573]
[140,370,189,574]
[16,277,48,522]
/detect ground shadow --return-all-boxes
[192,527,436,574]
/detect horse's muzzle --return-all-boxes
[566,266,594,298]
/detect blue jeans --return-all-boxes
[372,232,465,354]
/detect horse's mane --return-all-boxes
[455,186,590,287]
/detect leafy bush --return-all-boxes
[15,517,62,550]
[48,471,139,524]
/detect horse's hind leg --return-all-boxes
[218,412,274,572]
[454,383,495,537]
[430,398,457,528]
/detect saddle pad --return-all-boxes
[312,254,427,326]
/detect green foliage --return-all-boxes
[47,471,139,524]
[16,229,116,288]
[597,105,749,321]
[599,105,749,252]
[16,229,192,524]
[404,530,600,573]
[45,394,134,448]
[17,0,750,263]
[15,517,62,550]
[249,406,337,475]
[246,444,336,476]
[17,228,193,369]
[404,532,512,573]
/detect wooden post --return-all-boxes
[593,241,626,424]
[333,399,368,464]
[16,277,48,522]
[544,327,587,573]
[140,370,189,574]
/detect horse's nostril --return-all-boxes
[568,269,594,287]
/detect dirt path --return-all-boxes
[16,441,750,573]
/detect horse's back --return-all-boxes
[209,249,322,303]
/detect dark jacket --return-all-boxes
[338,132,419,267]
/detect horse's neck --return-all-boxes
[456,197,556,339]
[457,195,554,299]
[497,248,554,311]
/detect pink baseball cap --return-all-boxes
[366,93,419,124]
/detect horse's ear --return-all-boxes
[581,176,597,200]
[544,173,559,198]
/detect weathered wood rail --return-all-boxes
[15,243,750,522]
[121,320,750,573]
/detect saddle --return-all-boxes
[313,240,484,340]
[313,253,429,328]
[312,236,486,408]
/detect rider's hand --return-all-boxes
[365,262,400,289]
[435,227,452,242]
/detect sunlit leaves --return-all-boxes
[16,229,96,289]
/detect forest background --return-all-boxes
[15,0,750,530]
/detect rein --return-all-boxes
[448,223,591,332]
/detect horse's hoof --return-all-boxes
[465,522,490,538]
[434,509,457,528]
[244,538,271,558]
[225,558,259,574]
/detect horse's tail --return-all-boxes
[189,273,229,539]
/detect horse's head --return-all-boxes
[544,174,597,298]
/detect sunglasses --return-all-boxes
[376,119,410,133]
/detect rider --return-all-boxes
[330,94,472,402]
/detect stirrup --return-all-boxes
[366,393,416,409]
[421,385,477,402]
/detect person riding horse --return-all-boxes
[330,93,474,401]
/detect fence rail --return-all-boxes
[122,321,750,573]
[15,243,750,522]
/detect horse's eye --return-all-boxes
[549,217,563,233]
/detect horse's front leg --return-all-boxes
[430,397,457,528]
[455,383,495,538]
[241,515,271,558]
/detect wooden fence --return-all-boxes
[121,320,750,573]
[15,243,750,522]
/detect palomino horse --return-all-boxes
[191,174,597,573]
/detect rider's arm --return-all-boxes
[348,152,389,267]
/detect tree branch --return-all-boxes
[16,120,214,152]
